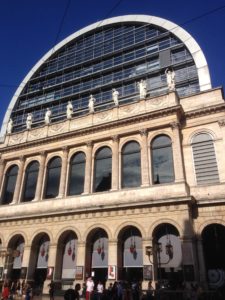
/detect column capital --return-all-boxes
[140,128,148,136]
[0,158,4,165]
[170,121,180,130]
[19,155,25,162]
[86,141,93,147]
[39,151,46,157]
[218,119,225,127]
[112,135,119,142]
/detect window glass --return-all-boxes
[122,141,141,188]
[94,147,112,192]
[152,135,174,184]
[68,152,86,195]
[45,157,61,198]
[23,161,39,202]
[1,165,18,205]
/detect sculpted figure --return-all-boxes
[66,101,73,119]
[26,113,33,130]
[88,95,96,113]
[165,68,176,91]
[7,118,13,134]
[45,108,52,125]
[112,89,119,106]
[137,79,147,99]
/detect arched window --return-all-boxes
[94,147,112,192]
[44,157,61,199]
[1,165,18,205]
[192,133,219,184]
[122,141,141,188]
[22,161,39,202]
[68,152,86,195]
[152,135,174,184]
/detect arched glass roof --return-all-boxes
[1,15,211,136]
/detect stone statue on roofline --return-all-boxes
[66,101,73,119]
[112,88,119,106]
[137,79,147,99]
[88,94,96,113]
[165,68,176,91]
[7,118,13,134]
[45,108,52,125]
[26,113,33,130]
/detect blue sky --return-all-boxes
[0,0,225,128]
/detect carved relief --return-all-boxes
[94,111,113,123]
[8,132,27,145]
[48,122,68,136]
[28,128,46,141]
[119,103,140,117]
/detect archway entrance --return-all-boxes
[152,223,182,288]
[85,228,108,286]
[7,234,25,281]
[118,226,143,284]
[28,233,50,294]
[55,230,78,287]
[202,224,225,291]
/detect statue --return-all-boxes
[66,101,73,119]
[88,95,95,113]
[45,108,52,125]
[7,118,13,134]
[26,113,33,130]
[137,79,147,99]
[112,89,119,106]
[165,68,175,91]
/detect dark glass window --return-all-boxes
[122,141,141,188]
[1,165,18,205]
[44,157,61,199]
[94,147,112,192]
[23,161,39,202]
[68,152,86,195]
[151,135,174,184]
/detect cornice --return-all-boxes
[185,103,225,119]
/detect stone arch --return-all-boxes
[83,223,112,241]
[55,226,82,243]
[148,218,183,238]
[114,221,146,240]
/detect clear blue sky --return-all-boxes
[0,0,225,127]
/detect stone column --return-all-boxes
[83,142,93,194]
[142,239,154,289]
[58,147,69,198]
[111,136,119,191]
[43,243,57,293]
[181,236,198,282]
[170,122,185,182]
[218,120,225,182]
[21,245,31,280]
[196,238,207,286]
[107,240,118,286]
[12,156,25,204]
[75,241,86,285]
[0,158,5,192]
[140,129,150,187]
[34,152,46,201]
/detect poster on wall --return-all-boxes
[75,266,83,280]
[108,265,116,280]
[143,265,153,280]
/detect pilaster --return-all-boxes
[111,136,119,191]
[140,129,150,187]
[83,141,93,194]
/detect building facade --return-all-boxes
[0,15,225,293]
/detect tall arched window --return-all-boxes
[1,165,18,205]
[68,152,86,195]
[122,141,141,188]
[94,147,112,192]
[22,161,39,202]
[44,157,61,199]
[152,135,174,184]
[192,133,219,184]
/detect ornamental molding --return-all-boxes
[218,119,225,127]
[185,103,225,119]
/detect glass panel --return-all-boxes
[94,147,112,192]
[45,157,61,198]
[68,152,86,195]
[152,135,174,184]
[23,161,39,202]
[122,142,141,188]
[1,165,18,205]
